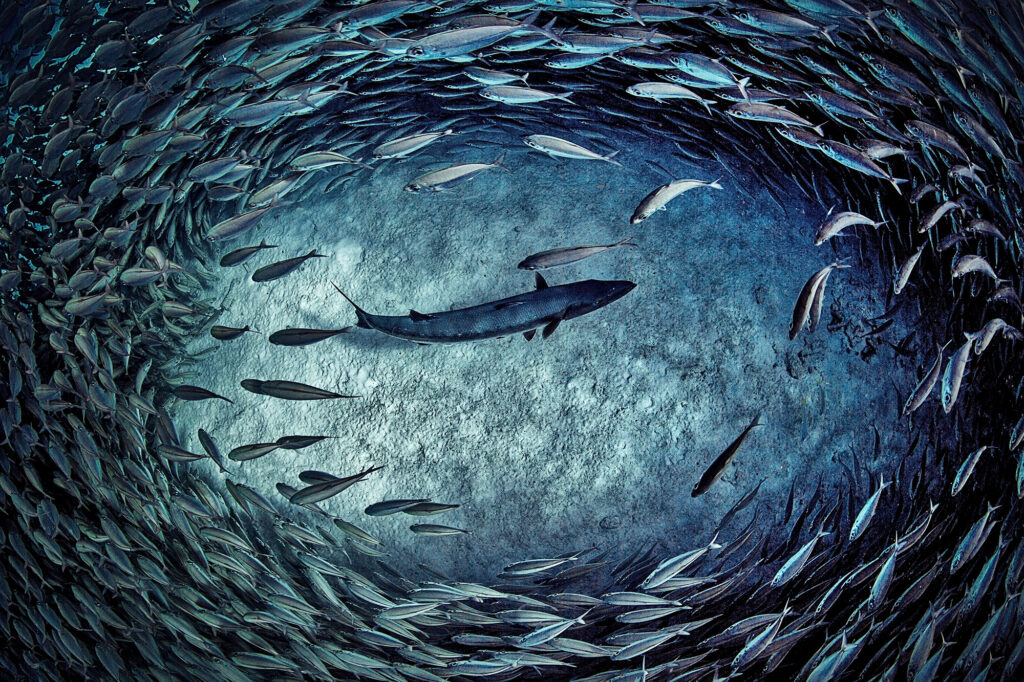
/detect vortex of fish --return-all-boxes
[1,0,1023,680]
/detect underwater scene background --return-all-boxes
[1,0,1023,680]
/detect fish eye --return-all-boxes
[409,46,424,56]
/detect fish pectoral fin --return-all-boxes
[523,329,536,341]
[409,309,435,322]
[535,272,548,290]
[542,314,564,339]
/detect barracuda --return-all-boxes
[333,274,635,343]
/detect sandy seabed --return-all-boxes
[172,131,910,579]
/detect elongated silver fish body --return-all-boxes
[335,277,634,343]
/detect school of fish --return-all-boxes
[1,0,1024,680]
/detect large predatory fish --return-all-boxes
[332,274,635,343]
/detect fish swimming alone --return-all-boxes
[518,238,635,270]
[630,177,722,224]
[219,239,277,267]
[331,274,635,343]
[251,249,326,282]
[210,325,254,340]
[691,414,763,497]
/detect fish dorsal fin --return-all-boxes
[542,315,562,339]
[523,329,536,341]
[535,273,548,290]
[409,309,434,322]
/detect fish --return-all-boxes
[158,444,207,462]
[333,518,382,546]
[517,238,634,270]
[626,82,714,113]
[275,435,335,450]
[730,605,792,670]
[404,152,510,192]
[951,253,998,281]
[464,66,527,86]
[480,85,573,104]
[727,102,824,135]
[941,334,976,413]
[816,139,906,193]
[691,414,763,497]
[251,380,359,401]
[902,342,950,416]
[630,177,722,224]
[171,385,233,403]
[894,245,925,295]
[197,429,229,473]
[405,20,538,61]
[365,499,431,516]
[790,261,848,339]
[207,204,287,242]
[251,250,326,282]
[331,274,634,343]
[290,464,383,505]
[402,502,460,516]
[210,325,253,340]
[813,209,884,245]
[268,327,352,346]
[771,528,829,587]
[240,379,267,395]
[409,524,472,536]
[524,134,622,165]
[640,534,722,590]
[373,129,455,159]
[916,198,963,234]
[290,150,369,171]
[849,476,889,542]
[518,612,588,649]
[951,446,990,497]
[228,443,282,462]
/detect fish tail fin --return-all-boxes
[617,236,636,247]
[330,282,371,329]
[750,412,763,429]
[604,150,622,166]
[709,177,724,190]
[813,124,825,136]
[524,11,558,42]
[737,76,750,102]
[708,532,723,550]
[492,151,512,173]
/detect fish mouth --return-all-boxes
[611,281,637,300]
[593,280,636,307]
